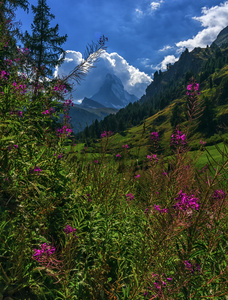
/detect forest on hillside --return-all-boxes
[77,41,228,142]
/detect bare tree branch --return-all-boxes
[61,36,108,87]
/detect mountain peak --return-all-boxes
[90,73,138,109]
[105,73,123,85]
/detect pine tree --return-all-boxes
[170,103,184,128]
[0,0,29,68]
[23,0,67,80]
[198,97,217,137]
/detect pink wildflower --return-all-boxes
[126,193,134,201]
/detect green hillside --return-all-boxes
[77,28,228,144]
[81,64,228,163]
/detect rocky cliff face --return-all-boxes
[213,25,228,48]
[90,73,138,109]
[80,97,105,109]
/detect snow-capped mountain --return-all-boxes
[88,73,138,109]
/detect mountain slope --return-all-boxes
[80,97,105,109]
[213,25,228,48]
[77,27,228,141]
[94,65,228,159]
[69,105,118,133]
[91,73,138,109]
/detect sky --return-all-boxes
[16,0,228,102]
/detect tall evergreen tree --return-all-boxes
[0,0,29,68]
[170,103,184,128]
[198,97,217,137]
[23,0,67,80]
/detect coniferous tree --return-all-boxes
[170,103,184,128]
[198,97,217,137]
[23,0,67,80]
[0,0,29,68]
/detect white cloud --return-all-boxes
[150,0,163,11]
[176,2,228,51]
[138,57,151,67]
[155,55,178,71]
[135,8,143,18]
[55,50,152,102]
[159,45,173,52]
[54,50,84,78]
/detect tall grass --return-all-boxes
[0,42,228,300]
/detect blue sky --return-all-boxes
[16,0,228,101]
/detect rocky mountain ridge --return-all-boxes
[84,73,138,109]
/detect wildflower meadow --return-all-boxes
[1,10,228,300]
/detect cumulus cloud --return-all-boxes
[55,50,152,102]
[155,55,178,71]
[150,0,163,11]
[176,2,228,51]
[135,8,143,18]
[159,45,173,52]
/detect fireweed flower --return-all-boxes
[42,109,49,115]
[101,130,114,138]
[153,154,159,162]
[54,84,66,92]
[33,243,55,262]
[123,144,129,148]
[171,130,187,146]
[200,140,206,145]
[184,260,193,273]
[213,189,226,200]
[30,167,42,175]
[144,273,172,299]
[126,193,134,201]
[12,82,27,94]
[135,174,140,179]
[57,153,63,159]
[150,132,159,141]
[147,154,158,162]
[63,99,74,107]
[173,191,199,211]
[86,193,92,202]
[184,260,200,274]
[57,126,72,137]
[187,82,200,96]
[116,153,121,158]
[64,225,77,237]
[17,111,23,117]
[1,70,9,79]
[154,204,168,213]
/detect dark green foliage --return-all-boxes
[22,0,67,79]
[0,1,29,69]
[170,103,184,128]
[217,76,228,105]
[198,97,217,137]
